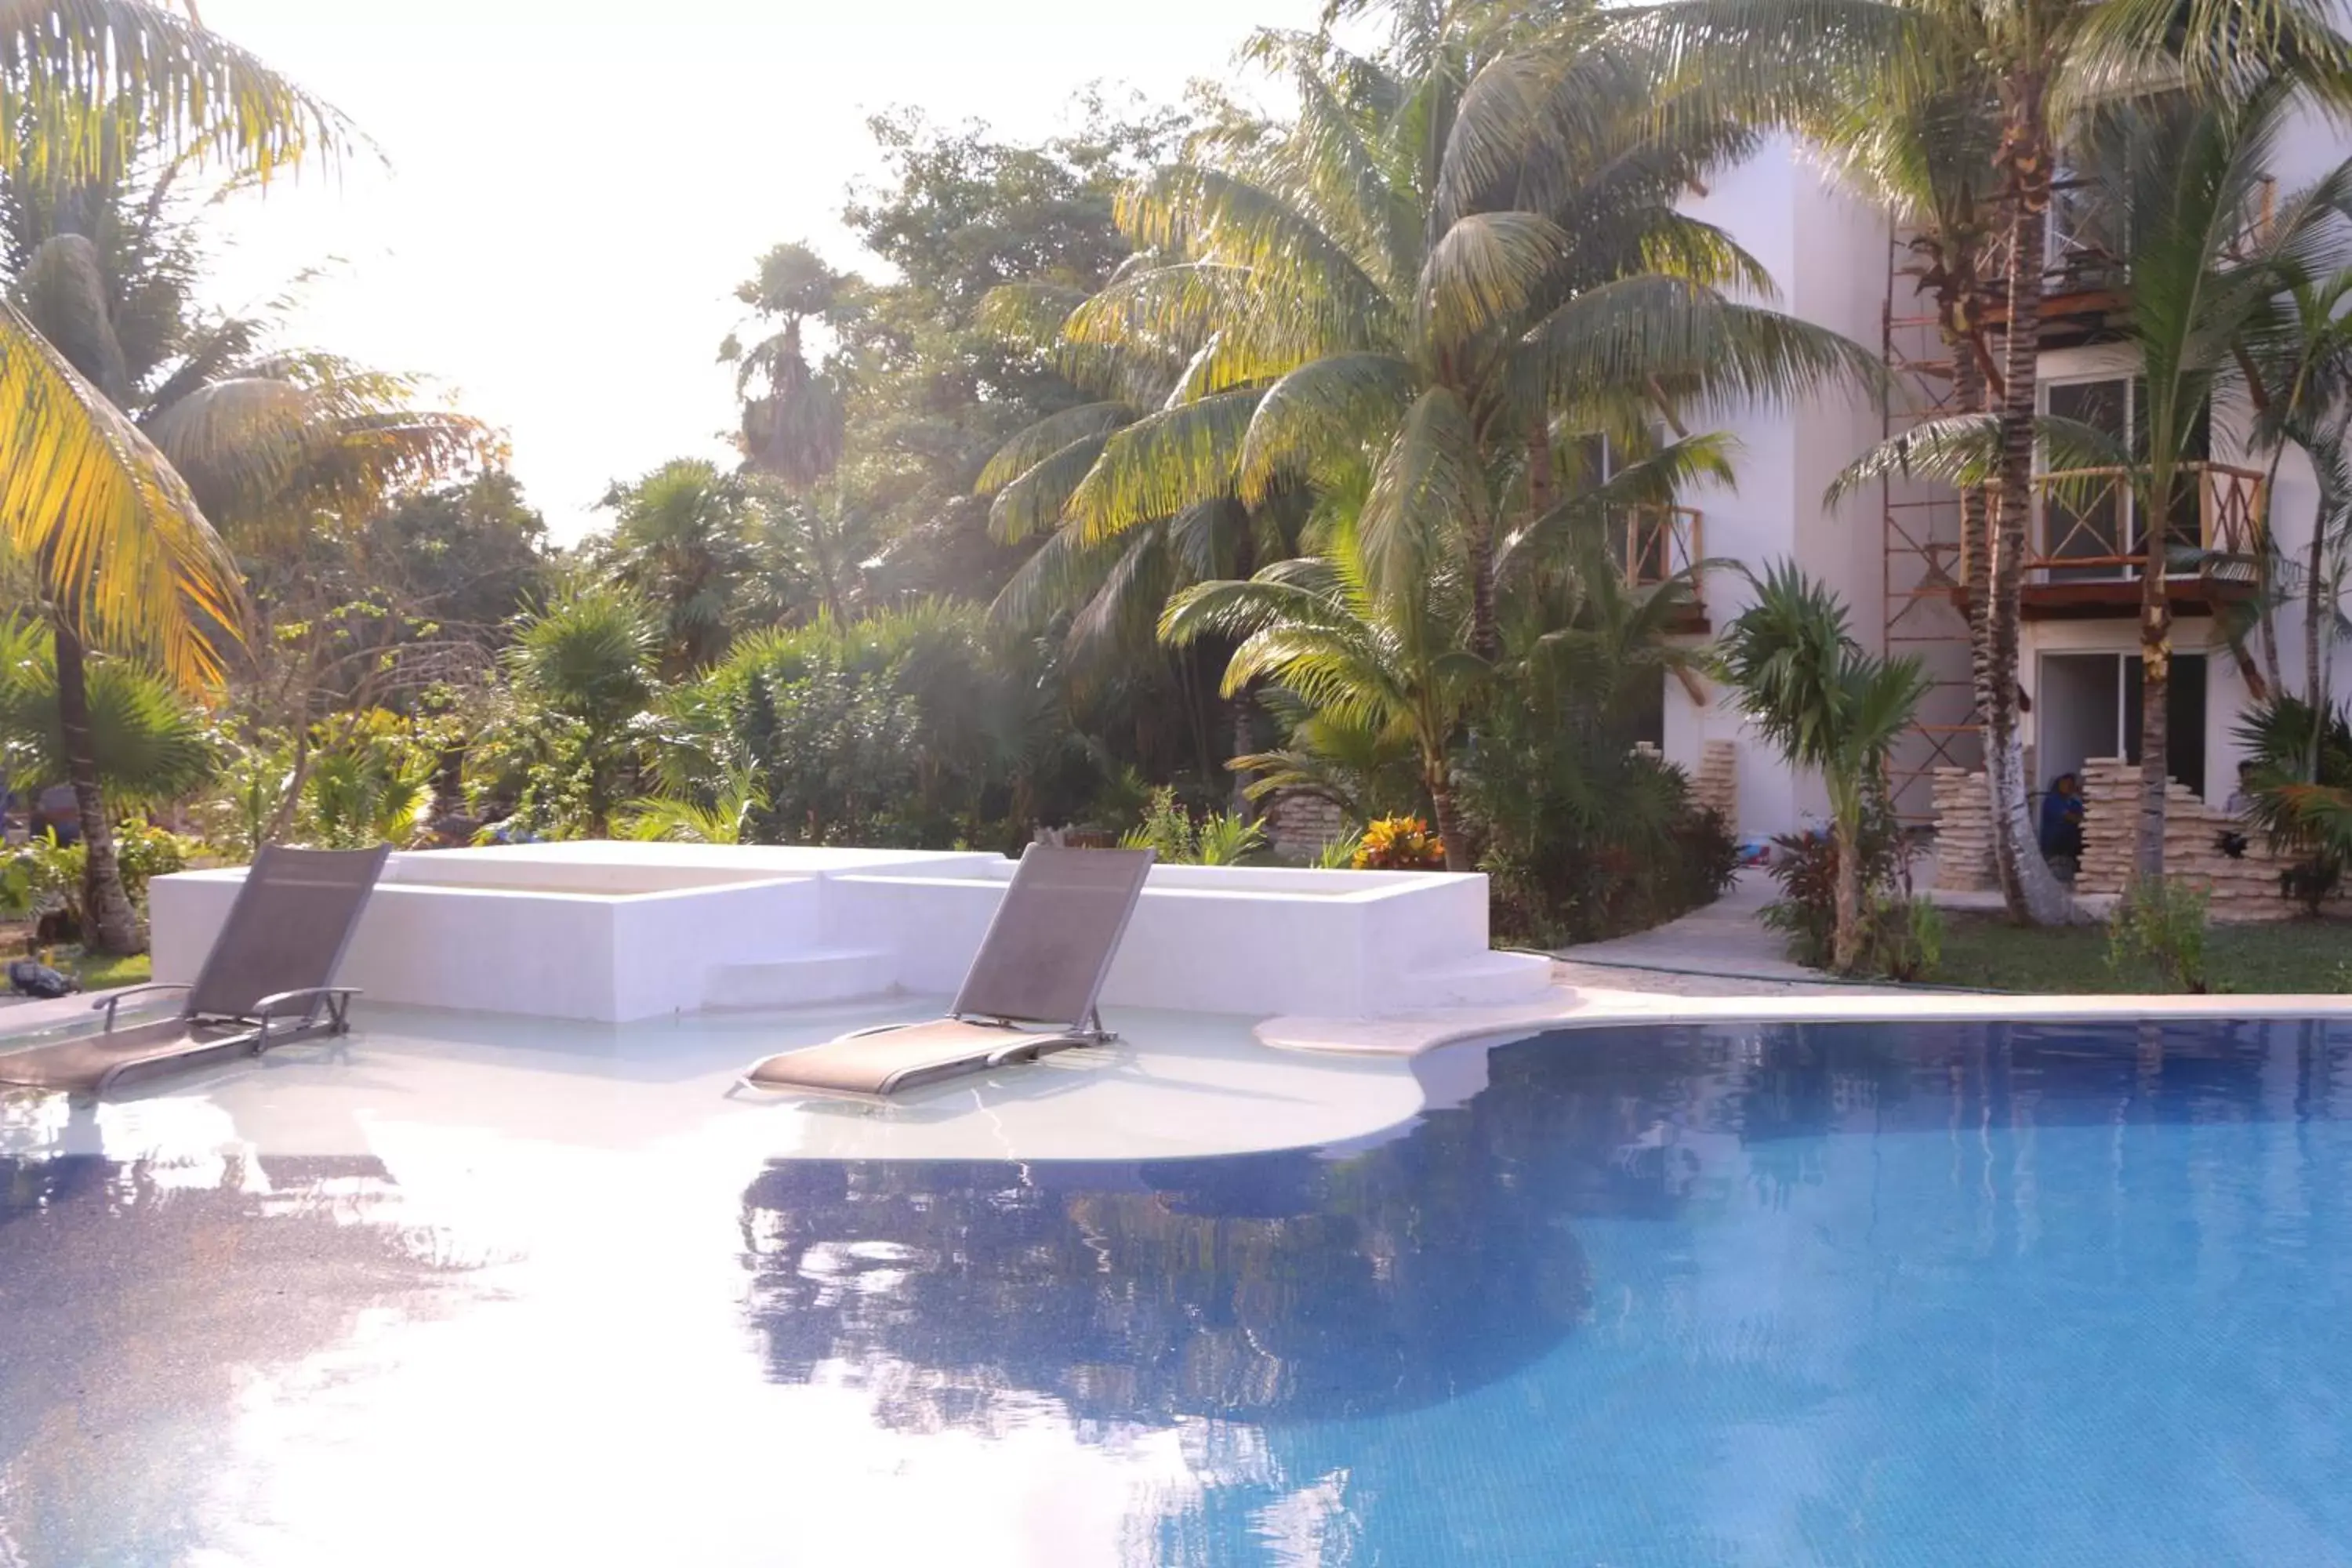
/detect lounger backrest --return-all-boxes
[185,843,393,1021]
[950,844,1155,1028]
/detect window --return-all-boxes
[2035,376,2209,582]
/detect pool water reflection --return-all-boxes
[3,1018,2350,1565]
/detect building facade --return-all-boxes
[1651,125,2352,841]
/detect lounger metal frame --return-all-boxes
[73,842,387,1094]
[735,844,1155,1100]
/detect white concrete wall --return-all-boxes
[1671,137,1893,837]
[148,845,1547,1026]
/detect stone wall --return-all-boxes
[1693,739,1739,827]
[1931,768,1996,891]
[1264,791,1349,863]
[2074,757,2297,920]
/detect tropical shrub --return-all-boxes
[6,824,193,945]
[0,621,218,807]
[300,712,435,848]
[2234,698,2352,913]
[621,768,770,845]
[644,604,1087,851]
[2107,876,2212,993]
[1462,704,1738,946]
[1352,817,1446,872]
[1121,787,1267,866]
[1756,789,1937,978]
[1719,566,1929,972]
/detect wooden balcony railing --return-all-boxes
[1972,175,2274,308]
[1613,504,1705,609]
[2027,461,2265,585]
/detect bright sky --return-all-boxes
[194,0,1321,543]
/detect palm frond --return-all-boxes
[0,299,241,692]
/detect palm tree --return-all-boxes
[7,124,492,931]
[994,5,1874,673]
[0,10,345,951]
[1639,0,2352,923]
[2241,269,2352,775]
[0,617,214,808]
[2071,93,2352,873]
[1160,486,1488,867]
[592,459,754,677]
[1718,564,1931,972]
[504,579,656,837]
[724,241,856,494]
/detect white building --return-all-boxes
[1653,125,2352,840]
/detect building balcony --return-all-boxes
[1612,504,1708,631]
[1959,462,2267,618]
[1969,176,2274,343]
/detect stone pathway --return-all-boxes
[1551,869,1919,997]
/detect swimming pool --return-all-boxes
[2,1015,2348,1564]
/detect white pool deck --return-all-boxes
[5,971,2350,1172]
[0,840,2341,1168]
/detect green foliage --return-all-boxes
[590,459,757,677]
[2235,697,2352,912]
[5,823,191,937]
[300,712,432,848]
[621,768,770,846]
[1119,787,1267,866]
[1312,829,1366,869]
[1468,715,1737,946]
[655,602,1097,851]
[2107,877,2214,993]
[1757,788,1939,978]
[1719,564,1929,971]
[0,620,216,805]
[500,579,658,833]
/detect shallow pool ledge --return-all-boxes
[1258,982,2352,1056]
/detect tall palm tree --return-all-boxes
[1640,0,2352,922]
[995,6,1874,672]
[2241,268,2352,773]
[6,117,490,942]
[2074,92,2352,873]
[724,241,855,494]
[1,9,345,951]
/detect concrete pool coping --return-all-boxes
[1257,978,2352,1056]
[9,979,2352,1171]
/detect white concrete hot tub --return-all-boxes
[148,842,1549,1023]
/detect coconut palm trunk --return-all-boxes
[1830,791,1864,973]
[2136,470,2176,876]
[1987,111,2079,924]
[49,622,143,954]
[1427,764,1471,873]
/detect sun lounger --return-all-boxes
[0,843,390,1095]
[739,844,1155,1099]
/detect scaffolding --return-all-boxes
[1880,225,1980,823]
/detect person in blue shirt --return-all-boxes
[2038,771,2085,862]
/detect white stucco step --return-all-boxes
[704,949,900,1010]
[1385,949,1554,1011]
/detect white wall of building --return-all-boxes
[1668,137,1898,837]
[1675,120,2352,838]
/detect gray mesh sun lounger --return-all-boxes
[739,844,1155,1100]
[0,844,390,1096]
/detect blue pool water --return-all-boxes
[4,1017,2352,1565]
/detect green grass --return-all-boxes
[66,949,153,991]
[1933,913,2352,994]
